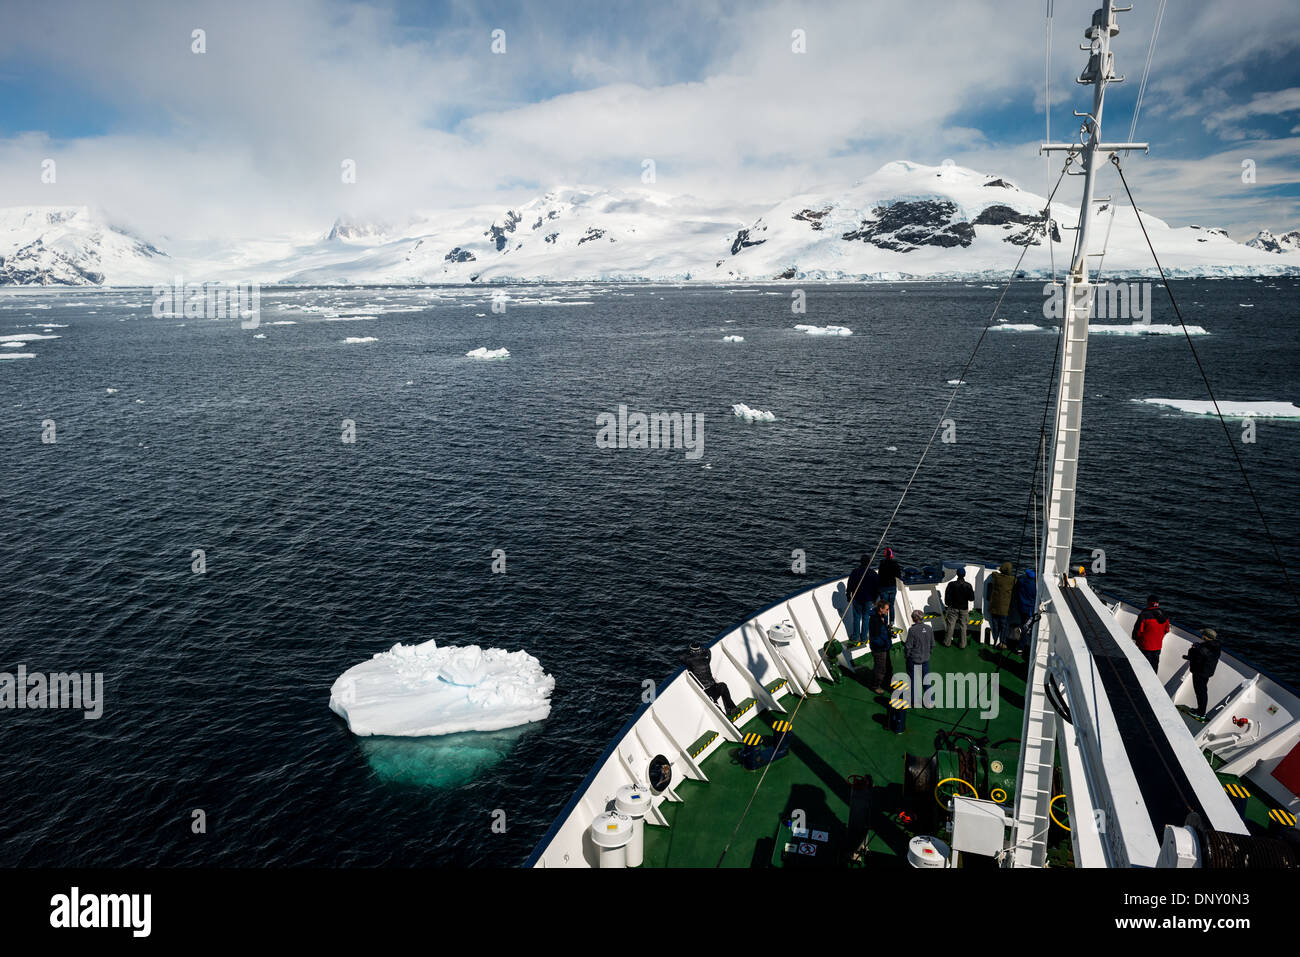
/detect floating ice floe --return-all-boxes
[886,445,899,451]
[2,342,24,349]
[1091,324,1208,336]
[1136,398,1300,419]
[947,379,967,385]
[267,320,296,326]
[0,333,59,342]
[732,403,776,422]
[466,347,509,360]
[329,640,554,737]
[795,324,852,336]
[254,333,267,339]
[324,314,376,321]
[106,388,118,393]
[989,323,1047,332]
[723,335,744,342]
[0,353,36,360]
[343,336,377,344]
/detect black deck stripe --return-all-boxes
[1059,587,1210,839]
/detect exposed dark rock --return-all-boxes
[577,227,605,245]
[792,207,831,230]
[532,217,543,230]
[840,200,974,251]
[444,246,476,263]
[0,238,105,285]
[545,232,559,244]
[484,209,523,251]
[776,266,796,279]
[983,178,1015,189]
[731,227,766,255]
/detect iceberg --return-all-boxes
[1136,398,1300,419]
[329,640,554,737]
[732,403,776,422]
[1091,324,1208,336]
[795,324,852,336]
[466,346,509,360]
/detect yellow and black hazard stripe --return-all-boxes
[742,732,763,748]
[772,720,793,734]
[1269,807,1297,828]
[1222,782,1251,800]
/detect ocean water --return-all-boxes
[1,278,1297,867]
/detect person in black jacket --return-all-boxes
[682,641,736,714]
[847,554,880,644]
[877,548,903,609]
[1183,628,1222,720]
[942,568,975,649]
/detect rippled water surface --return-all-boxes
[1,279,1297,866]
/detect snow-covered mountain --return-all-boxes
[1247,228,1300,254]
[0,207,168,286]
[3,163,1299,286]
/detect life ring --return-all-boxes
[1049,793,1071,831]
[990,787,1008,804]
[935,776,979,808]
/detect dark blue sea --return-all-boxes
[1,278,1297,866]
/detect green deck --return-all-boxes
[643,639,1030,868]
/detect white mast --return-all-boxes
[1011,0,1147,868]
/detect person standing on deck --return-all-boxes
[942,569,975,649]
[1131,595,1171,672]
[682,641,737,714]
[1183,628,1222,720]
[868,599,893,693]
[905,610,935,708]
[877,548,903,611]
[1012,568,1037,655]
[847,555,880,645]
[985,562,1016,648]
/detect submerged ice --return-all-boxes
[329,640,553,737]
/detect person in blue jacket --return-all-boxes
[847,555,880,644]
[1013,568,1037,655]
[868,599,893,694]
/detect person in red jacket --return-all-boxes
[1131,595,1170,672]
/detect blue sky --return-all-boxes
[1,0,1297,240]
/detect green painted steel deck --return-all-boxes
[643,639,1031,868]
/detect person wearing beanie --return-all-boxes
[1131,595,1171,672]
[1013,568,1038,655]
[681,640,736,714]
[877,548,903,611]
[1183,628,1222,720]
[943,568,975,649]
[847,554,880,645]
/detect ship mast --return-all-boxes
[1012,0,1147,868]
[1037,0,1146,577]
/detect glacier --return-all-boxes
[329,640,554,737]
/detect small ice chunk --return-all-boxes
[795,324,852,336]
[466,347,509,360]
[0,353,36,360]
[254,333,267,339]
[329,640,554,737]
[732,403,776,422]
[989,323,1047,332]
[723,335,744,342]
[343,336,377,344]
